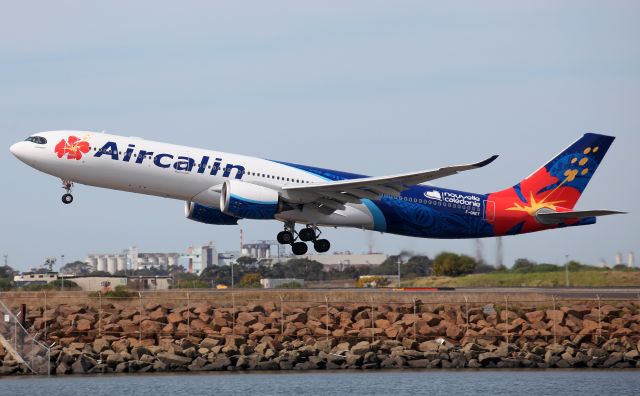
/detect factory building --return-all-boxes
[241,242,272,260]
[186,241,218,275]
[86,247,180,275]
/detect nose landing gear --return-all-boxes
[277,223,331,255]
[61,180,74,204]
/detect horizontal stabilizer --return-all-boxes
[536,209,626,225]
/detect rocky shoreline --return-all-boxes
[1,297,639,375]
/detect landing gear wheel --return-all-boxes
[298,227,316,242]
[62,193,74,204]
[61,179,74,204]
[313,239,331,253]
[277,231,294,244]
[291,242,308,255]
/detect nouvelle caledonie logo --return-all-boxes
[55,135,90,160]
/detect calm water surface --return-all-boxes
[0,370,638,396]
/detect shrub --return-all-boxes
[104,285,136,297]
[0,278,13,291]
[172,279,210,289]
[275,281,302,289]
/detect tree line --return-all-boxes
[1,253,636,290]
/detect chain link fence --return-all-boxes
[0,299,51,375]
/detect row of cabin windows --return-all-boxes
[385,194,475,209]
[92,147,312,184]
[245,171,310,184]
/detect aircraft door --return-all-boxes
[483,200,495,223]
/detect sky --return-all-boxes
[1,1,639,271]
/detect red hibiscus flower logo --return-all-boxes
[54,136,90,160]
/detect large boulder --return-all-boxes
[545,310,566,324]
[350,341,371,356]
[156,352,192,366]
[236,312,257,327]
[167,312,183,324]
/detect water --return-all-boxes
[0,370,638,396]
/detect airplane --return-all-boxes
[10,131,624,255]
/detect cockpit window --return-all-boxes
[25,136,47,144]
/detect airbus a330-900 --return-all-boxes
[10,132,624,255]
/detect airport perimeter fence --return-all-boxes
[0,299,51,375]
[1,289,639,373]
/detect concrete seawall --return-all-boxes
[0,291,639,374]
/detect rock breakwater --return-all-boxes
[1,296,639,375]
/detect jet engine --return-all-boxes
[220,180,281,219]
[185,201,239,225]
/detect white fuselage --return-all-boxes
[10,131,376,229]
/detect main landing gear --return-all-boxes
[277,223,331,255]
[61,180,74,204]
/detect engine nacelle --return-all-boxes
[185,201,239,225]
[220,180,281,220]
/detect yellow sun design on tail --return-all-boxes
[506,192,565,216]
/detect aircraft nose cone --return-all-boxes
[10,142,20,156]
[10,142,27,161]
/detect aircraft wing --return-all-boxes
[282,155,498,210]
[536,209,627,224]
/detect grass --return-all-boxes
[404,270,640,288]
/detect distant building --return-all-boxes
[13,273,171,291]
[186,241,218,275]
[14,272,58,286]
[86,247,180,275]
[298,252,388,271]
[71,276,171,292]
[218,251,241,267]
[260,278,304,288]
[242,242,273,260]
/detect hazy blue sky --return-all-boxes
[1,1,639,271]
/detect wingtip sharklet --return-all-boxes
[474,155,499,168]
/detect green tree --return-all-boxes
[0,265,17,278]
[474,262,497,274]
[238,273,262,288]
[60,260,92,275]
[272,259,325,280]
[432,252,477,277]
[536,263,561,272]
[236,256,258,267]
[372,255,402,275]
[402,255,432,278]
[88,270,113,276]
[0,278,13,291]
[512,258,537,272]
[566,260,595,271]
